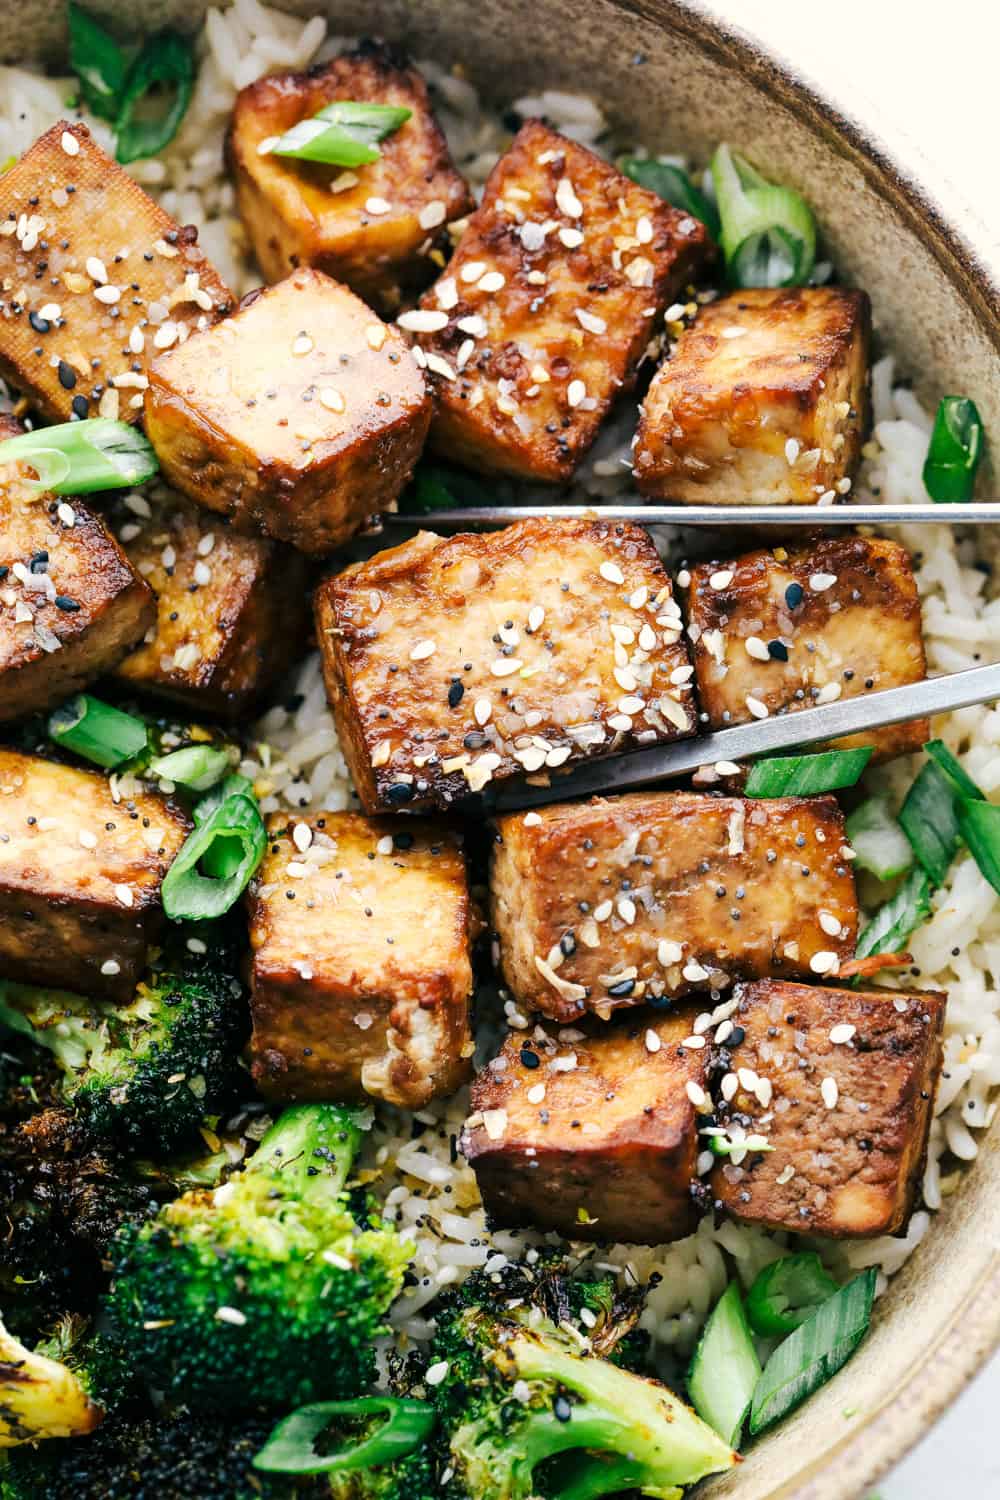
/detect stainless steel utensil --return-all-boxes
[380,502,999,530]
[486,660,1000,812]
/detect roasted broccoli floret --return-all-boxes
[0,923,246,1149]
[426,1263,735,1500]
[109,1104,412,1412]
[0,1314,122,1451]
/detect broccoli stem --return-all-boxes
[246,1104,364,1202]
[549,1451,678,1500]
[508,1331,733,1489]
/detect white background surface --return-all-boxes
[703,3,999,1494]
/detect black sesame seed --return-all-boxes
[607,978,635,997]
[55,595,80,611]
[553,1396,572,1423]
[784,582,804,609]
[560,931,577,957]
[392,832,414,851]
[520,1048,540,1069]
[767,639,789,661]
[447,679,465,708]
[28,310,50,334]
[57,360,77,389]
[385,782,415,804]
[71,394,89,418]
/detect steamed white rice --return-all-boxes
[4,0,999,1365]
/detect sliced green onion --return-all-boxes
[708,1132,773,1157]
[269,100,411,169]
[855,866,932,960]
[161,792,266,921]
[923,396,984,503]
[48,694,147,768]
[114,31,195,164]
[746,1255,839,1338]
[0,419,158,494]
[744,747,872,799]
[957,799,1000,897]
[710,144,816,288]
[844,798,913,882]
[68,3,127,122]
[618,157,720,239]
[924,738,984,802]
[193,773,254,827]
[149,745,230,793]
[749,1269,876,1434]
[899,762,962,886]
[253,1396,436,1476]
[688,1282,761,1449]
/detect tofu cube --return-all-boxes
[711,980,945,1237]
[463,1013,708,1244]
[410,120,713,482]
[227,40,473,315]
[315,518,696,814]
[682,535,928,760]
[491,792,858,1023]
[0,416,154,720]
[634,287,870,503]
[0,749,190,1002]
[144,268,431,556]
[247,812,475,1107]
[0,121,233,424]
[112,488,313,720]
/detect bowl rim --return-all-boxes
[625,3,1000,1493]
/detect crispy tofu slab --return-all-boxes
[144,268,431,556]
[112,487,312,719]
[634,287,870,503]
[682,535,928,760]
[228,40,473,315]
[0,749,189,1002]
[410,120,713,482]
[0,122,233,424]
[0,415,153,719]
[247,812,475,1107]
[711,980,945,1237]
[491,792,858,1022]
[316,518,696,813]
[464,1013,708,1244]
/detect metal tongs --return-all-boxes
[382,502,1000,530]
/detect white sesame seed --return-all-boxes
[398,309,449,332]
[829,1023,856,1045]
[365,197,391,216]
[682,1035,706,1049]
[567,379,587,408]
[214,1306,247,1326]
[491,657,522,677]
[555,178,583,218]
[715,1020,734,1044]
[709,570,733,590]
[84,255,108,284]
[319,387,346,413]
[746,696,770,719]
[755,1077,773,1107]
[57,502,76,527]
[670,664,694,685]
[479,270,506,293]
[292,333,313,356]
[821,1076,839,1109]
[617,897,636,925]
[410,639,436,661]
[818,910,842,937]
[558,226,584,248]
[721,1072,739,1101]
[61,130,79,156]
[100,959,121,976]
[810,950,840,975]
[686,1080,707,1108]
[527,1083,546,1103]
[715,761,741,777]
[658,939,683,965]
[128,325,145,353]
[810,572,837,592]
[776,1164,796,1185]
[593,900,613,922]
[474,697,492,725]
[893,998,910,1013]
[460,261,487,283]
[721,326,747,339]
[617,695,645,715]
[638,624,657,652]
[292,822,313,853]
[575,308,607,335]
[599,560,624,585]
[193,561,211,587]
[527,605,545,633]
[366,324,387,351]
[418,200,447,230]
[38,301,61,321]
[635,214,653,244]
[745,636,770,661]
[683,961,710,983]
[114,884,134,908]
[645,1029,661,1053]
[94,284,121,304]
[78,830,98,849]
[815,681,842,705]
[785,438,801,464]
[456,313,487,337]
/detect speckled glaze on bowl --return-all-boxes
[3,3,1000,1496]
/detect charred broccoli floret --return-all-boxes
[109,1104,412,1412]
[0,1314,124,1451]
[0,923,246,1149]
[426,1263,735,1500]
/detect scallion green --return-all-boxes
[268,101,411,169]
[957,798,1000,897]
[114,31,195,164]
[749,1269,877,1434]
[0,418,158,494]
[149,745,231,793]
[744,747,872,799]
[68,2,127,121]
[48,694,147,769]
[253,1396,436,1476]
[746,1254,839,1338]
[193,773,254,828]
[710,144,817,288]
[161,791,266,921]
[924,738,984,802]
[618,156,720,239]
[899,762,962,886]
[844,798,913,882]
[923,396,984,503]
[855,866,932,960]
[688,1282,761,1449]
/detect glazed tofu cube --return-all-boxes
[112,488,313,720]
[247,812,475,1107]
[144,268,431,556]
[228,41,473,315]
[634,287,870,503]
[0,416,154,720]
[682,535,928,761]
[711,980,945,1237]
[410,120,713,482]
[463,1013,708,1244]
[315,518,696,814]
[0,121,233,424]
[0,749,190,1002]
[491,791,858,1023]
